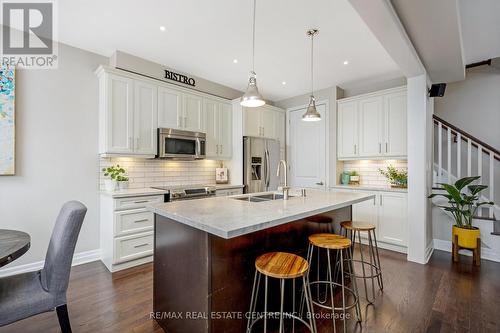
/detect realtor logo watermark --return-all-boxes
[1,0,58,68]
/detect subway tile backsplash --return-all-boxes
[342,160,407,187]
[99,158,221,189]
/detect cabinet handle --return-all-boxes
[380,196,383,206]
[178,116,182,127]
[134,243,149,248]
[134,200,148,204]
[220,144,222,154]
[216,145,219,154]
[184,116,188,128]
[129,137,133,149]
[386,142,388,153]
[354,144,357,154]
[379,143,382,153]
[134,219,149,223]
[262,127,265,137]
[135,137,139,150]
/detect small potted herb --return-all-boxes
[102,164,129,191]
[379,165,407,188]
[349,171,360,184]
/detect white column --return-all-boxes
[407,74,433,264]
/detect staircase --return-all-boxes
[433,114,500,235]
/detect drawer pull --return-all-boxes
[134,200,149,204]
[134,219,149,223]
[134,243,149,248]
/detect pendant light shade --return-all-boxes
[241,71,265,107]
[302,29,321,121]
[240,0,265,107]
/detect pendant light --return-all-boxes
[302,29,321,121]
[240,0,265,107]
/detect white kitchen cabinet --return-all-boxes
[337,101,358,158]
[383,92,407,156]
[337,87,407,160]
[335,188,408,252]
[183,93,204,132]
[134,80,158,155]
[100,193,164,272]
[358,97,383,157]
[158,86,183,129]
[97,68,158,157]
[378,192,407,247]
[243,105,285,142]
[204,98,232,160]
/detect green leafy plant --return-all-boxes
[102,164,128,182]
[379,165,407,188]
[428,176,493,229]
[350,171,359,177]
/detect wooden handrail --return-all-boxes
[433,114,500,162]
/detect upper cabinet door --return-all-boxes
[183,93,203,132]
[260,108,276,139]
[105,74,134,154]
[244,107,261,137]
[203,98,219,158]
[158,86,182,129]
[218,102,232,159]
[337,101,358,158]
[358,96,383,157]
[275,111,285,148]
[134,80,158,155]
[384,92,407,157]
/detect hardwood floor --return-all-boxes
[1,249,499,333]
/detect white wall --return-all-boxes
[0,43,107,271]
[434,66,500,149]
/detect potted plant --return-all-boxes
[379,165,407,188]
[349,171,360,184]
[428,176,493,253]
[102,164,128,191]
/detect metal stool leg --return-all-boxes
[247,270,261,333]
[279,279,285,333]
[367,231,376,301]
[345,246,362,322]
[373,230,384,290]
[303,275,317,333]
[326,249,337,333]
[339,249,347,333]
[264,275,268,333]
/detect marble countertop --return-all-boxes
[330,184,408,193]
[101,188,167,198]
[150,189,375,239]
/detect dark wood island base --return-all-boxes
[153,206,351,333]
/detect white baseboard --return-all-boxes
[433,239,500,263]
[0,249,101,278]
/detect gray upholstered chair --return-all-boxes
[0,201,87,333]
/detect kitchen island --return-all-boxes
[150,189,374,333]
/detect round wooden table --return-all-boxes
[0,229,31,267]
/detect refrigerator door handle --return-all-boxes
[266,149,271,188]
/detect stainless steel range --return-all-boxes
[151,184,216,202]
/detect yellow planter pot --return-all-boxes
[452,225,480,249]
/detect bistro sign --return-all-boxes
[164,70,196,87]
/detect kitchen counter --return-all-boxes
[150,189,374,239]
[100,187,167,198]
[331,184,408,193]
[152,188,373,333]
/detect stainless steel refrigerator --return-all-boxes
[243,136,281,193]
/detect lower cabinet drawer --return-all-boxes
[114,195,163,211]
[113,232,153,264]
[114,208,153,237]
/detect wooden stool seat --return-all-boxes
[340,221,375,231]
[255,252,309,279]
[308,233,351,250]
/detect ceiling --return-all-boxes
[57,0,401,101]
[459,0,500,64]
[390,0,465,83]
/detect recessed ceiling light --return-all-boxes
[233,59,238,64]
[159,26,166,32]
[343,60,349,65]
[282,81,287,85]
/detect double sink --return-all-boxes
[232,193,293,203]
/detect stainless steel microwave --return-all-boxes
[157,128,206,160]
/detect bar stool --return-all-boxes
[246,252,317,333]
[340,221,383,304]
[305,234,362,333]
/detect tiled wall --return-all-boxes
[342,160,408,187]
[99,158,221,189]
